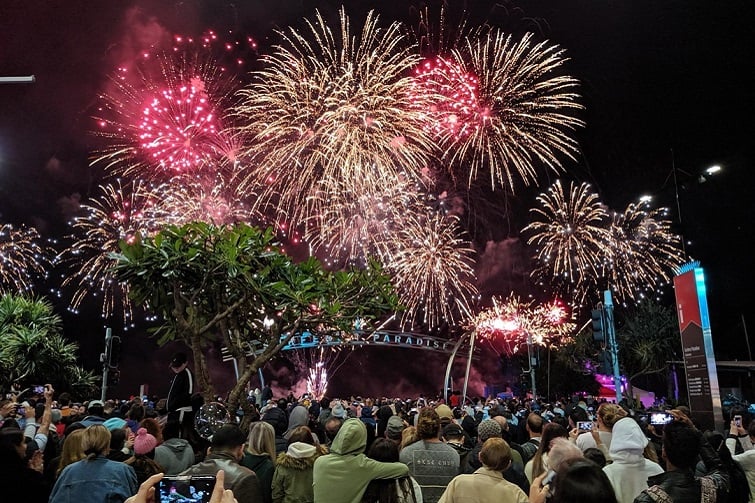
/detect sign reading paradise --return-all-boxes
[674,263,723,432]
[221,330,471,362]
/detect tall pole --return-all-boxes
[526,333,537,399]
[604,290,623,403]
[100,327,112,401]
[462,331,476,405]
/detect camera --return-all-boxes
[650,412,674,425]
[158,475,216,503]
[577,421,593,432]
[33,385,46,394]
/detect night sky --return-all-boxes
[1,0,754,399]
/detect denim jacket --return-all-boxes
[49,455,138,503]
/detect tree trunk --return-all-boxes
[190,331,216,401]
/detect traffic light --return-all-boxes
[108,369,120,386]
[591,308,605,342]
[106,335,121,368]
[598,350,612,374]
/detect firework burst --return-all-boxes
[94,30,248,179]
[431,31,583,192]
[472,294,575,356]
[604,202,685,303]
[235,7,436,227]
[524,180,611,302]
[0,223,51,294]
[386,212,478,329]
[59,180,159,323]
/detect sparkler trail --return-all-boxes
[0,223,51,294]
[386,212,478,329]
[235,7,436,228]
[59,180,159,324]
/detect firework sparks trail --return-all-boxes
[0,223,52,294]
[287,345,353,400]
[304,170,429,265]
[523,180,611,306]
[146,169,259,227]
[604,202,686,303]
[386,212,478,329]
[235,7,436,228]
[471,294,575,356]
[438,31,584,192]
[94,30,251,179]
[58,180,159,323]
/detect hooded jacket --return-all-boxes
[272,442,319,503]
[602,417,664,503]
[154,438,195,475]
[313,418,408,503]
[241,452,275,503]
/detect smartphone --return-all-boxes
[650,412,674,425]
[16,405,26,416]
[158,475,216,503]
[33,385,45,394]
[734,415,743,427]
[577,421,593,431]
[542,469,556,486]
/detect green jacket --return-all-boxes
[313,418,409,503]
[272,450,318,503]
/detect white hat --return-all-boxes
[287,441,317,459]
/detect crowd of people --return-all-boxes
[1,357,753,503]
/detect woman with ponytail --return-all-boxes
[49,425,138,503]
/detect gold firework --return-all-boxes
[0,223,51,294]
[234,7,436,227]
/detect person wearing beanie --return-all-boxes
[399,408,460,503]
[464,419,529,494]
[272,441,320,503]
[103,417,128,432]
[385,416,406,445]
[131,427,164,485]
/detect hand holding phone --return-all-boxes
[158,475,216,503]
[577,421,593,432]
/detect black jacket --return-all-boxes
[167,367,193,412]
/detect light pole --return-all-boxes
[0,76,35,84]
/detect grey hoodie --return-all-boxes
[154,437,195,475]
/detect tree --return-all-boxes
[112,222,399,426]
[0,294,99,397]
[616,299,681,405]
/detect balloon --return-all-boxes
[194,402,231,440]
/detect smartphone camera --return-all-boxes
[650,412,674,425]
[734,415,743,427]
[33,385,45,394]
[158,475,216,503]
[577,421,593,432]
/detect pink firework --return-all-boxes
[137,79,224,173]
[410,57,485,141]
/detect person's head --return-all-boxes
[568,406,589,429]
[86,400,105,418]
[170,352,188,373]
[540,422,569,454]
[583,447,607,468]
[416,407,441,440]
[211,424,247,461]
[385,416,406,442]
[324,416,343,442]
[82,425,111,459]
[547,437,583,472]
[400,425,418,450]
[442,423,465,443]
[109,426,127,451]
[479,437,512,471]
[527,412,544,436]
[477,419,502,443]
[134,427,158,456]
[368,437,400,463]
[596,403,627,430]
[492,414,508,432]
[247,421,276,463]
[128,403,146,422]
[58,429,87,476]
[0,428,27,463]
[287,425,315,446]
[139,417,163,445]
[662,421,702,470]
[58,392,72,407]
[551,459,618,503]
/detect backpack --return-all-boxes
[520,439,539,464]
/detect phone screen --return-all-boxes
[33,385,45,394]
[577,421,593,431]
[650,413,673,425]
[735,415,742,427]
[158,476,216,503]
